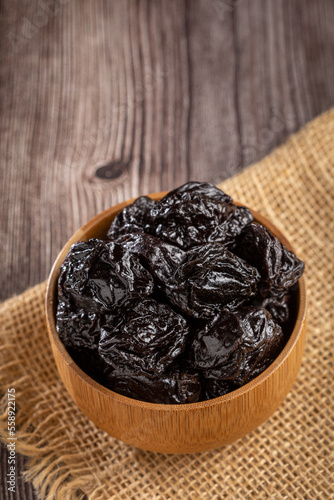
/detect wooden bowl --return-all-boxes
[46,192,307,454]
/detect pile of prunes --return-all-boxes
[56,182,305,404]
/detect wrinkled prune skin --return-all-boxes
[191,307,284,388]
[107,196,156,240]
[235,222,305,297]
[98,299,190,376]
[57,297,102,352]
[59,239,154,313]
[149,183,253,250]
[256,293,291,324]
[108,232,185,287]
[107,243,155,299]
[107,365,201,404]
[56,290,119,382]
[166,244,260,318]
[201,379,235,401]
[59,239,118,313]
[158,181,233,204]
[56,181,304,404]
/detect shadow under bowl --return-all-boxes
[46,192,307,454]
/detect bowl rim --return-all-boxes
[46,192,307,413]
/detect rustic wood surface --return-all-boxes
[1,0,333,498]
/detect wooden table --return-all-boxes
[1,1,333,498]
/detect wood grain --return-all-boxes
[0,0,333,496]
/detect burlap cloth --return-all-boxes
[1,110,334,500]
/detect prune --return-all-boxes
[59,239,117,313]
[234,222,304,297]
[166,243,260,318]
[56,291,119,382]
[107,243,155,300]
[257,293,291,324]
[149,182,253,250]
[201,379,235,400]
[107,196,156,240]
[59,239,154,313]
[56,181,304,404]
[108,232,185,287]
[98,299,190,376]
[56,297,102,352]
[107,365,201,404]
[158,181,233,204]
[191,307,284,390]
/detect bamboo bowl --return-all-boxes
[46,192,307,454]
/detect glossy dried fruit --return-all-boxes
[58,239,117,313]
[149,182,253,250]
[98,299,190,376]
[166,243,260,318]
[158,181,233,203]
[191,307,284,392]
[56,297,102,352]
[108,232,185,287]
[59,239,154,314]
[107,196,156,240]
[235,222,305,297]
[107,365,201,404]
[56,291,118,382]
[201,379,235,400]
[256,293,292,324]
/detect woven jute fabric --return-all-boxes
[1,110,334,500]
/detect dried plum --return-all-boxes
[107,196,156,240]
[149,182,253,250]
[108,232,185,287]
[56,297,102,353]
[98,299,190,376]
[201,379,235,400]
[59,239,154,314]
[107,365,201,404]
[166,243,260,318]
[158,181,233,204]
[56,292,118,382]
[191,307,284,389]
[59,239,117,313]
[235,222,305,297]
[256,293,291,324]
